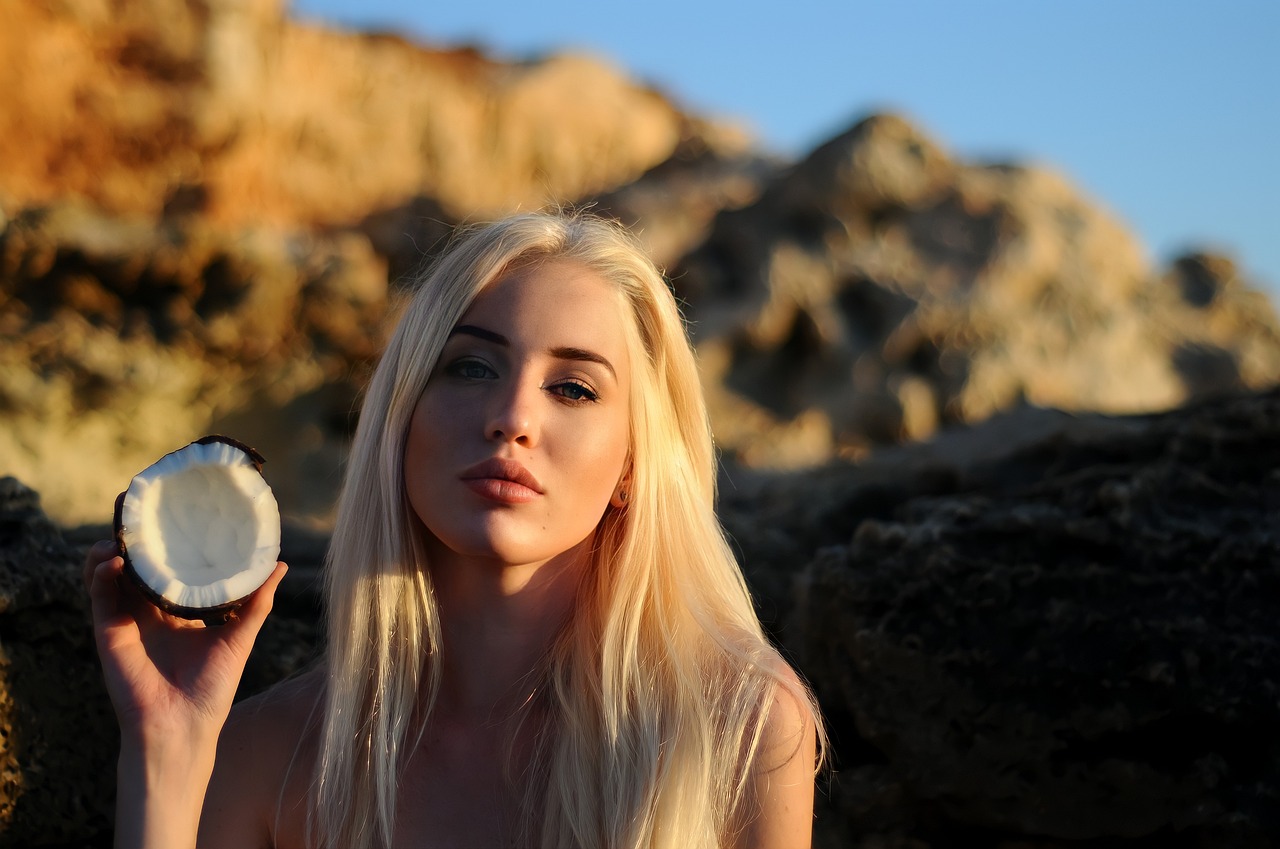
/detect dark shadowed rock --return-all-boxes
[1169,252,1239,309]
[357,195,457,289]
[0,478,115,843]
[718,390,1280,848]
[0,480,320,846]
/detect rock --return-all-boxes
[1169,252,1239,309]
[717,389,1280,848]
[0,200,387,525]
[677,114,1280,467]
[777,113,955,218]
[0,478,116,843]
[358,195,457,288]
[0,0,741,228]
[589,136,778,270]
[0,478,319,847]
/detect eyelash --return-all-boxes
[444,359,600,404]
[447,359,496,381]
[549,379,599,404]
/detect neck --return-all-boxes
[425,539,590,722]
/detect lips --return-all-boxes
[459,457,544,504]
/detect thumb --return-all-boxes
[220,561,288,649]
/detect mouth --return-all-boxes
[459,457,544,504]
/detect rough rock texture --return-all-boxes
[717,389,1280,848]
[0,0,745,226]
[0,478,116,845]
[3,391,1278,846]
[4,13,1278,531]
[588,138,780,270]
[0,200,387,524]
[678,115,1280,467]
[8,113,1280,527]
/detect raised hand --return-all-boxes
[83,539,287,742]
[83,540,287,849]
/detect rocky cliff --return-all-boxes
[0,0,744,226]
[677,115,1280,466]
[3,3,1278,527]
[5,126,1277,525]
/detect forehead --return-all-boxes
[457,260,633,358]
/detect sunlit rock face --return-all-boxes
[0,0,743,227]
[3,1,1278,526]
[676,114,1280,467]
[0,201,386,525]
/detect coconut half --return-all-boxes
[113,435,281,625]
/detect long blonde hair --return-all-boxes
[314,212,821,848]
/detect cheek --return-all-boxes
[562,412,630,505]
[403,397,445,516]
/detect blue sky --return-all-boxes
[292,0,1279,294]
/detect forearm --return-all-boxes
[114,734,218,849]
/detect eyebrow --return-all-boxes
[450,324,618,380]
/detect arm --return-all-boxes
[733,676,820,849]
[84,541,287,849]
[199,671,322,849]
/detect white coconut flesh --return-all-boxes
[120,440,280,611]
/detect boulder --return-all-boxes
[0,478,116,845]
[589,136,779,270]
[678,114,1280,467]
[718,389,1280,848]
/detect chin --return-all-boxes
[423,525,595,571]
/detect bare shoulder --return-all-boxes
[199,667,325,849]
[735,659,820,849]
[225,665,325,738]
[758,659,819,772]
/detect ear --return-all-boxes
[610,466,633,509]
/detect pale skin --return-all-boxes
[86,259,816,848]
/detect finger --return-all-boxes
[223,562,289,643]
[86,556,151,667]
[87,556,130,630]
[83,540,119,591]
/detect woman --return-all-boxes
[86,211,824,848]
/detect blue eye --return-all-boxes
[550,380,599,403]
[446,359,496,380]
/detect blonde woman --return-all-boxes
[86,211,824,849]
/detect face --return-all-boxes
[404,259,633,572]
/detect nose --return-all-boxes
[485,377,538,446]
